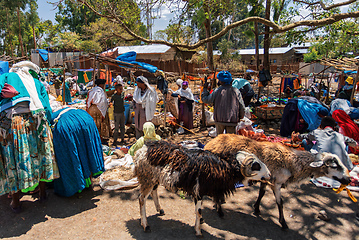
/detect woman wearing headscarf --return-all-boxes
[133,76,158,138]
[128,122,161,156]
[51,108,104,197]
[0,61,59,212]
[332,109,359,154]
[63,77,73,104]
[87,79,111,141]
[174,81,194,129]
[232,78,254,107]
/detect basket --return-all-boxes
[255,105,285,119]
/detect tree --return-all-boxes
[77,0,359,70]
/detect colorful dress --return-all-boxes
[0,61,59,195]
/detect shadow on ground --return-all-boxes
[0,187,103,238]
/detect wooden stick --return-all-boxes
[172,121,195,134]
[350,65,359,106]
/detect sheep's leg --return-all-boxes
[194,198,203,237]
[254,182,267,215]
[139,187,153,232]
[150,184,164,215]
[213,196,224,218]
[271,183,288,230]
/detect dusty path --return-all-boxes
[1,180,358,240]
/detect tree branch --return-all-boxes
[294,0,357,10]
[76,0,359,50]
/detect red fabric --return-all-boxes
[1,83,19,98]
[332,109,359,154]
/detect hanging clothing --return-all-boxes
[332,109,359,154]
[129,122,161,156]
[87,86,108,117]
[51,108,104,197]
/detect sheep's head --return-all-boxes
[235,151,271,186]
[310,152,351,185]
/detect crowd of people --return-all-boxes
[0,60,359,219]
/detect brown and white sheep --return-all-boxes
[133,140,270,237]
[204,134,352,229]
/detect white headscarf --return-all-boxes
[176,79,183,87]
[175,87,194,101]
[10,61,44,112]
[133,76,158,121]
[87,86,108,117]
[115,75,124,86]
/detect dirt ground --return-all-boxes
[1,177,359,240]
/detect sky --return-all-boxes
[37,0,171,34]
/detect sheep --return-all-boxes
[133,140,270,237]
[204,134,352,230]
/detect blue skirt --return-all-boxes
[52,108,104,197]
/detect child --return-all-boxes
[111,83,126,144]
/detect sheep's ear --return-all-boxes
[310,161,324,168]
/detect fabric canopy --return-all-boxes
[116,51,158,73]
[37,49,49,61]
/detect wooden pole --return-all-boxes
[279,77,283,104]
[91,58,96,83]
[163,72,167,127]
[350,65,359,105]
[62,67,66,105]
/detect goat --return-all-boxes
[133,140,270,237]
[204,134,352,229]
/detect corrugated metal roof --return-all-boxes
[295,49,308,54]
[236,47,293,55]
[288,42,313,48]
[198,50,222,55]
[103,44,171,55]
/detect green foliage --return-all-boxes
[303,47,319,63]
[217,38,233,62]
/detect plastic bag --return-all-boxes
[205,110,215,126]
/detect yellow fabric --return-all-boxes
[129,122,161,156]
[346,76,353,85]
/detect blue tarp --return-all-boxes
[344,70,357,74]
[37,49,49,61]
[116,51,158,73]
[0,61,9,76]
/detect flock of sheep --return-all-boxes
[132,134,352,237]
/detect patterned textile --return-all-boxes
[0,113,59,195]
[52,108,104,197]
[87,104,111,139]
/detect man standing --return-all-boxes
[202,71,245,135]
